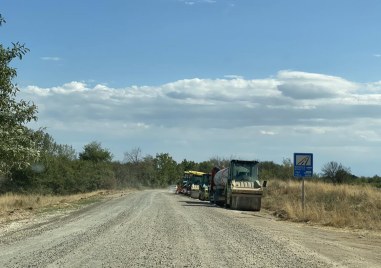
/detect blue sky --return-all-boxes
[2,0,381,176]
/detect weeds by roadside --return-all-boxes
[263,179,381,230]
[0,190,118,224]
[2,183,380,231]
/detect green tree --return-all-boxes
[179,159,198,172]
[154,153,178,186]
[368,175,381,188]
[79,141,112,163]
[140,155,156,186]
[198,160,213,173]
[37,132,76,161]
[0,15,40,175]
[259,161,282,180]
[3,132,78,194]
[281,158,294,180]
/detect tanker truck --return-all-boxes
[209,159,265,211]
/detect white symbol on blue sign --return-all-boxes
[294,153,313,178]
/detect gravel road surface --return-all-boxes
[0,190,380,267]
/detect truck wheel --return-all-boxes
[213,192,219,205]
[225,196,232,209]
[230,196,236,209]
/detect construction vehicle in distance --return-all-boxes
[198,173,211,201]
[209,159,266,211]
[183,171,205,198]
[176,172,188,194]
[182,171,191,195]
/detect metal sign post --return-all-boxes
[293,153,313,219]
[302,178,305,215]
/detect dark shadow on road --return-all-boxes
[178,200,216,207]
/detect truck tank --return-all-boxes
[213,168,229,187]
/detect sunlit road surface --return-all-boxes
[0,190,380,267]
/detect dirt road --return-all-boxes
[0,190,380,267]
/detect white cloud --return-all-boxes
[260,130,276,136]
[21,70,381,176]
[224,74,244,79]
[41,56,61,61]
[373,54,381,58]
[181,0,216,5]
[276,70,358,100]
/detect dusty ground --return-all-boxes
[0,189,380,267]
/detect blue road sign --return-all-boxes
[294,153,313,178]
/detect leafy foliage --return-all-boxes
[0,14,39,175]
[1,134,380,195]
[154,153,178,186]
[259,159,295,180]
[367,175,381,188]
[37,132,76,161]
[79,141,113,163]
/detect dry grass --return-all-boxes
[0,190,114,224]
[2,183,380,231]
[263,179,381,230]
